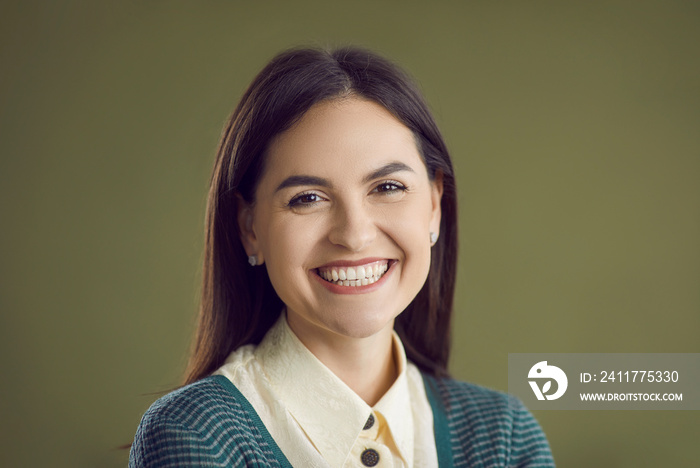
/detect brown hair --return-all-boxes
[184,46,458,384]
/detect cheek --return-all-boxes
[258,214,320,291]
[380,197,434,264]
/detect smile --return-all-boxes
[316,260,389,287]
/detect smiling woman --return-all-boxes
[129,47,555,467]
[245,99,442,358]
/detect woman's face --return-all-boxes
[239,98,442,344]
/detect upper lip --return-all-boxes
[314,257,392,269]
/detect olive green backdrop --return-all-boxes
[1,1,698,467]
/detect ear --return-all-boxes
[236,194,265,265]
[429,170,444,237]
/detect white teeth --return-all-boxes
[318,260,390,287]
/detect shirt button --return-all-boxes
[361,448,380,467]
[363,413,375,430]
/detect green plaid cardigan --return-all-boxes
[130,374,554,467]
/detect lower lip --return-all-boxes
[311,262,395,295]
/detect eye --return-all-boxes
[372,180,407,194]
[287,191,324,207]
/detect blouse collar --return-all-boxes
[255,314,413,467]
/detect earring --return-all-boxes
[430,232,438,245]
[248,255,258,266]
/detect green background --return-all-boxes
[1,1,698,466]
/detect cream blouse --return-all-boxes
[214,314,438,468]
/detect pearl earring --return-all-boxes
[430,232,438,245]
[248,255,258,266]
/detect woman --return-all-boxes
[130,47,554,467]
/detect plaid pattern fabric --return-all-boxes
[423,375,555,467]
[130,374,554,467]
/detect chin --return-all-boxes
[325,310,398,340]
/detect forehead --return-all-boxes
[261,98,424,184]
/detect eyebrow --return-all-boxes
[362,161,415,184]
[275,175,330,192]
[274,161,415,193]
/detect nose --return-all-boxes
[327,201,377,252]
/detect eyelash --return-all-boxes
[286,180,408,208]
[287,192,323,207]
[372,180,407,194]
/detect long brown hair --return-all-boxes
[184,47,458,384]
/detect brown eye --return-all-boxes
[373,181,406,194]
[288,192,323,207]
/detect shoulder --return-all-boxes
[427,375,524,420]
[134,375,258,435]
[424,375,555,467]
[129,375,289,468]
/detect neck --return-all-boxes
[287,317,398,406]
